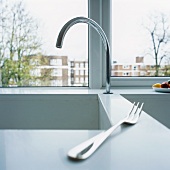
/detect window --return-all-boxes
[112,0,170,77]
[30,59,40,66]
[85,77,88,84]
[30,69,41,77]
[51,80,62,86]
[50,59,62,66]
[111,0,170,87]
[80,77,84,83]
[71,69,74,74]
[80,63,84,68]
[75,77,79,83]
[75,63,79,68]
[133,66,137,70]
[51,69,62,77]
[0,0,88,87]
[70,61,74,68]
[123,72,129,76]
[2,0,166,89]
[123,65,130,69]
[85,70,88,76]
[75,70,79,76]
[80,70,84,76]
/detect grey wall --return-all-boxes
[0,94,99,130]
[121,94,170,129]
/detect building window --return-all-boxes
[30,69,41,77]
[85,70,88,76]
[133,66,137,70]
[75,77,79,83]
[50,59,62,66]
[123,65,130,69]
[51,69,62,76]
[123,72,129,76]
[75,63,79,68]
[71,61,74,68]
[140,71,145,76]
[80,70,84,76]
[85,77,88,83]
[80,63,84,68]
[51,80,62,86]
[80,77,84,83]
[75,70,79,75]
[30,59,40,66]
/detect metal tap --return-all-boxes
[56,17,112,94]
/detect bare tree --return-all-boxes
[144,13,170,76]
[0,0,42,86]
[0,0,8,63]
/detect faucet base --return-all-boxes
[103,92,113,94]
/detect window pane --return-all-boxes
[0,0,88,87]
[112,0,170,77]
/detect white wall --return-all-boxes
[0,94,99,130]
[122,94,170,129]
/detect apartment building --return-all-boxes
[2,55,169,87]
[29,55,88,86]
[29,55,68,86]
[112,57,156,76]
[70,60,88,86]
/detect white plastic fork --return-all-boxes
[68,102,144,160]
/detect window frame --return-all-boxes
[89,0,170,89]
[88,0,111,89]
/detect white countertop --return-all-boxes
[0,125,170,170]
[0,87,159,94]
[0,88,170,169]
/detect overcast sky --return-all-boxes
[10,0,170,64]
[23,0,88,60]
[113,0,170,64]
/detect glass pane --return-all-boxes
[0,0,88,87]
[112,0,170,77]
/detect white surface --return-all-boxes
[0,87,162,94]
[122,93,170,129]
[0,88,170,169]
[0,123,170,170]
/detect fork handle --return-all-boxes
[77,120,124,159]
[68,131,105,159]
[68,120,124,160]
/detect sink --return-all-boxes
[0,94,111,130]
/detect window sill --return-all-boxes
[110,77,170,87]
[0,87,101,94]
[0,86,163,95]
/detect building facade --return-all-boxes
[70,60,88,86]
[112,57,159,77]
[29,55,88,87]
[28,55,68,86]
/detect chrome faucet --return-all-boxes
[56,17,112,94]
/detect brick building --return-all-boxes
[112,57,156,76]
[70,60,88,86]
[28,55,88,86]
[28,55,69,86]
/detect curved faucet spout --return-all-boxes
[56,17,112,94]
